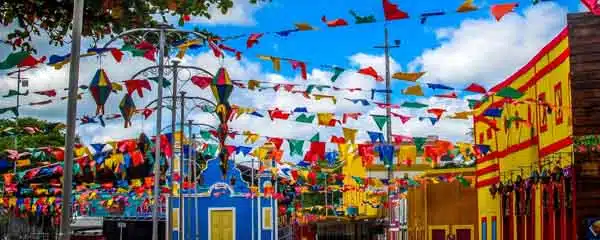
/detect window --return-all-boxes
[482,217,488,240]
[262,207,272,229]
[554,83,563,125]
[539,93,548,133]
[492,216,498,240]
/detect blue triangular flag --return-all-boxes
[236,146,253,156]
[367,131,385,143]
[483,108,503,118]
[426,83,454,90]
[293,107,308,113]
[250,111,264,118]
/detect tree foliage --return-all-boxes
[0,117,65,151]
[0,0,265,53]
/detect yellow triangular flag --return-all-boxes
[343,127,358,143]
[295,23,315,31]
[457,0,478,13]
[392,72,426,82]
[403,85,424,96]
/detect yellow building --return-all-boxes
[474,26,574,240]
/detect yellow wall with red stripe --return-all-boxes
[473,27,572,240]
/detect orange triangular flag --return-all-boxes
[491,3,518,21]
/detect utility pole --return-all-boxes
[374,23,400,239]
[179,91,187,239]
[168,59,179,240]
[60,0,84,239]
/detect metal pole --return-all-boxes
[14,68,20,163]
[384,24,394,239]
[187,119,193,240]
[152,25,166,240]
[193,138,199,240]
[168,60,179,240]
[251,157,255,240]
[179,91,186,239]
[60,0,84,239]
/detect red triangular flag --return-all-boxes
[383,0,409,20]
[247,33,264,48]
[208,39,223,58]
[110,48,124,62]
[427,108,446,119]
[289,60,308,80]
[491,3,518,21]
[435,92,458,99]
[191,76,212,89]
[267,108,290,120]
[391,112,411,124]
[18,55,46,67]
[464,83,487,94]
[330,136,346,144]
[358,67,383,81]
[321,16,349,27]
[267,137,284,149]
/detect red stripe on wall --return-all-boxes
[476,176,500,188]
[476,164,500,177]
[475,48,570,119]
[539,136,573,158]
[476,136,539,164]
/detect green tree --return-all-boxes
[0,0,266,52]
[0,117,65,151]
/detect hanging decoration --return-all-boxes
[403,85,424,96]
[210,67,234,176]
[89,69,113,115]
[392,72,426,82]
[349,10,376,24]
[119,95,136,128]
[357,67,383,81]
[247,33,264,48]
[491,3,518,21]
[321,16,349,27]
[383,0,409,20]
[419,11,446,24]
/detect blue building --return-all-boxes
[170,158,277,240]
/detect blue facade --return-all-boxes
[170,158,275,240]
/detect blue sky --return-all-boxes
[0,0,586,144]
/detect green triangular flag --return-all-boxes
[296,114,315,123]
[371,115,389,130]
[414,137,427,153]
[3,89,29,98]
[331,67,345,82]
[467,99,481,109]
[349,10,376,24]
[121,44,146,57]
[456,175,470,187]
[310,133,320,142]
[0,51,30,70]
[306,85,316,94]
[352,176,364,185]
[288,139,305,157]
[204,144,218,157]
[495,87,524,99]
[199,130,212,141]
[148,77,172,88]
[401,101,428,109]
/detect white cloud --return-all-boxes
[408,2,567,88]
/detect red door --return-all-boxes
[456,229,472,240]
[432,229,447,240]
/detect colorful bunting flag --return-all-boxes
[483,108,503,117]
[457,0,478,12]
[288,140,305,157]
[310,133,320,142]
[371,115,389,130]
[491,3,518,21]
[331,67,345,82]
[427,108,446,119]
[427,83,454,90]
[313,94,336,104]
[29,100,53,106]
[391,113,411,124]
[467,99,481,109]
[349,10,376,24]
[3,89,29,98]
[343,128,358,144]
[0,51,30,70]
[464,83,487,94]
[124,79,151,97]
[317,113,337,126]
[295,23,315,31]
[345,98,370,106]
[495,87,524,99]
[342,113,362,124]
[296,114,316,123]
[367,131,385,143]
[435,92,458,99]
[276,29,300,37]
[401,102,428,109]
[392,72,425,82]
[289,60,308,79]
[0,106,18,117]
[358,67,383,81]
[420,11,445,24]
[383,0,409,20]
[247,33,264,48]
[321,16,349,27]
[403,85,424,96]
